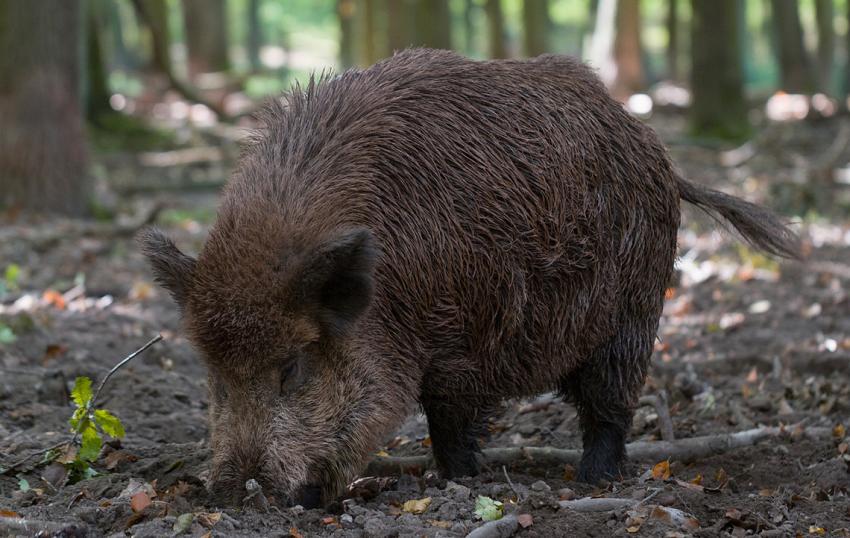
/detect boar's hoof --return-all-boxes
[576,455,625,485]
[291,484,323,509]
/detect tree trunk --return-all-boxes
[463,0,475,54]
[612,0,643,99]
[771,0,814,93]
[414,0,452,50]
[689,0,749,140]
[139,0,172,73]
[485,0,507,58]
[666,0,679,81]
[0,0,89,216]
[387,0,414,53]
[247,0,262,71]
[523,0,550,57]
[87,0,113,123]
[339,0,356,69]
[355,0,382,66]
[182,0,230,77]
[815,0,834,94]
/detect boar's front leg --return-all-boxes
[423,399,488,478]
[561,328,653,484]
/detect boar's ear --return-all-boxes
[296,228,377,338]
[137,227,197,306]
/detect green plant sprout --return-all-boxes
[64,334,162,481]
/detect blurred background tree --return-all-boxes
[3,0,850,216]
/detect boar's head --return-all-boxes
[139,223,395,507]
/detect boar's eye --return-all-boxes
[279,359,302,395]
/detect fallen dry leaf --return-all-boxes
[104,450,138,470]
[402,497,432,514]
[421,436,432,448]
[834,424,846,439]
[42,289,66,309]
[651,460,671,481]
[0,510,20,518]
[195,512,221,528]
[289,528,304,538]
[130,491,151,513]
[321,516,339,527]
[563,464,576,481]
[428,520,452,529]
[517,513,533,528]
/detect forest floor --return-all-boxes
[1,110,850,537]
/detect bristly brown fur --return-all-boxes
[138,48,799,505]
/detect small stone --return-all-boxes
[445,481,471,501]
[530,480,551,492]
[558,487,576,501]
[437,501,459,520]
[362,518,389,538]
[340,513,356,529]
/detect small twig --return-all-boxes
[559,497,638,512]
[501,465,524,502]
[2,441,69,475]
[635,487,662,507]
[90,334,162,408]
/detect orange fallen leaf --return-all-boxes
[421,436,432,448]
[0,510,20,518]
[42,289,66,309]
[664,288,676,300]
[651,460,671,481]
[690,474,703,485]
[289,528,304,538]
[833,424,846,439]
[130,491,151,513]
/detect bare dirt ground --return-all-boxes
[1,112,849,537]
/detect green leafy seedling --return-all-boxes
[68,376,125,479]
[474,495,504,521]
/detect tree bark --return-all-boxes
[0,0,90,216]
[666,0,679,81]
[87,0,113,123]
[523,0,550,57]
[339,0,356,69]
[387,0,413,53]
[815,0,834,94]
[770,0,815,93]
[247,0,262,71]
[182,0,230,77]
[138,0,172,74]
[485,0,507,58]
[355,0,381,66]
[612,0,643,99]
[414,0,452,50]
[689,0,749,141]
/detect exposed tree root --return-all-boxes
[364,425,833,477]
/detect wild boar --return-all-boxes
[139,48,798,507]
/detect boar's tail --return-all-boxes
[676,173,801,259]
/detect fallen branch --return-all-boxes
[465,514,518,538]
[0,517,85,537]
[365,425,833,477]
[558,497,637,512]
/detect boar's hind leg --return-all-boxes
[423,400,488,478]
[561,328,652,484]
